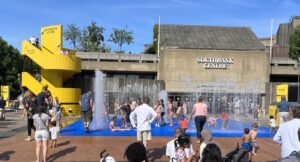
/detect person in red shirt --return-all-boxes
[179,115,188,133]
[221,111,229,129]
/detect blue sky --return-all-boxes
[0,0,299,53]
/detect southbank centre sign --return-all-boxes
[197,57,234,69]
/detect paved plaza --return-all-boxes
[0,112,281,162]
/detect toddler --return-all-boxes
[179,115,188,133]
[49,121,60,148]
[269,115,276,134]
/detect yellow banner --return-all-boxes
[276,84,288,102]
[0,85,10,107]
[269,105,280,127]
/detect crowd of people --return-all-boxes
[95,95,300,162]
[20,86,62,162]
[3,87,299,162]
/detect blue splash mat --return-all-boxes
[60,117,274,138]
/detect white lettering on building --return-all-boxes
[197,57,234,69]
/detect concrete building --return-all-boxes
[71,16,300,112]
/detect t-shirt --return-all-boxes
[270,119,276,127]
[166,139,193,162]
[33,113,50,131]
[277,101,290,112]
[0,99,6,108]
[36,92,48,106]
[80,92,93,111]
[49,127,60,140]
[179,119,188,129]
[193,103,207,116]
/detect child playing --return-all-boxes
[49,121,60,148]
[249,123,259,156]
[207,116,218,127]
[179,115,188,133]
[241,128,252,151]
[109,116,130,132]
[174,134,197,162]
[221,111,229,129]
[257,106,263,125]
[269,115,276,134]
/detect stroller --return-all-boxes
[222,143,251,162]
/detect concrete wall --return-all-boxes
[158,48,269,94]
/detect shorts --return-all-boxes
[81,110,92,122]
[251,140,258,148]
[161,112,165,117]
[35,130,49,141]
[137,130,152,141]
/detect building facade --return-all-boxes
[72,16,300,113]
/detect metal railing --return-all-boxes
[76,52,158,63]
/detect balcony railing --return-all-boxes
[76,52,158,63]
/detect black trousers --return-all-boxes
[27,118,36,136]
[194,115,206,139]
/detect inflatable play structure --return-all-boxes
[21,25,81,115]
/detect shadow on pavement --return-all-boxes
[0,151,15,161]
[148,146,166,162]
[47,146,77,162]
[57,140,71,147]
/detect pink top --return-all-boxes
[154,105,162,113]
[193,103,207,116]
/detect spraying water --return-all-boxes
[158,90,169,122]
[89,70,108,130]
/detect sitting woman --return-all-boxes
[109,116,130,132]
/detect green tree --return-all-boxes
[64,24,81,50]
[99,43,112,53]
[0,37,24,98]
[81,21,105,52]
[290,26,300,60]
[108,27,133,52]
[145,25,158,54]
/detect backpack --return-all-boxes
[278,151,300,162]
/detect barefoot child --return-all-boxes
[269,115,276,134]
[249,123,259,156]
[179,115,188,133]
[241,128,252,151]
[49,120,60,148]
[109,116,130,132]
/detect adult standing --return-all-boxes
[32,106,50,162]
[233,96,241,119]
[168,99,174,126]
[36,87,49,109]
[273,107,300,158]
[154,100,162,127]
[189,97,208,141]
[22,91,37,141]
[79,90,94,132]
[0,96,6,120]
[276,96,290,125]
[130,97,157,148]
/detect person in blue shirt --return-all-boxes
[79,90,94,132]
[276,96,290,125]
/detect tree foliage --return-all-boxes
[80,21,105,52]
[64,24,81,50]
[145,25,158,55]
[109,27,133,52]
[289,26,300,61]
[0,37,25,98]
